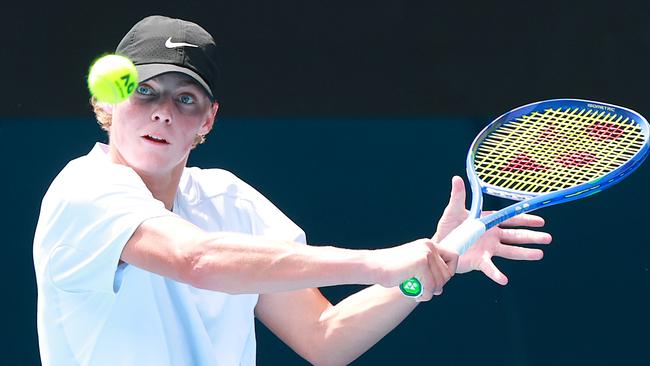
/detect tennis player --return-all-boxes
[33,15,551,366]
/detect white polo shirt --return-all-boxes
[33,143,305,366]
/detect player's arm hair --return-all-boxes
[121,216,384,294]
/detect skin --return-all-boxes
[107,72,552,365]
[107,72,218,209]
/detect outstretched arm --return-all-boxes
[121,215,455,298]
[256,176,552,365]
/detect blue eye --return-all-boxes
[136,85,153,95]
[179,95,195,104]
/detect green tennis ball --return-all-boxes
[87,54,138,103]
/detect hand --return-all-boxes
[434,176,552,285]
[373,239,458,301]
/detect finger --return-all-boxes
[416,273,435,302]
[494,245,544,261]
[498,214,546,228]
[499,228,553,245]
[428,254,445,296]
[435,249,456,295]
[426,244,449,296]
[478,258,509,286]
[416,291,434,302]
[437,246,459,275]
[415,242,436,302]
[445,176,467,213]
[438,250,454,285]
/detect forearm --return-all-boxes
[185,232,380,294]
[126,217,448,299]
[312,285,418,365]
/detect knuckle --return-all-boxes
[417,255,429,268]
[421,238,435,248]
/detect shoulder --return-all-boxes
[41,145,153,211]
[63,147,145,187]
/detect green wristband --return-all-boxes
[399,277,422,297]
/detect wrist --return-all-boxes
[305,246,379,286]
[362,248,391,287]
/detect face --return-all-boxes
[107,73,218,176]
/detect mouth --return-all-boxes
[142,134,170,145]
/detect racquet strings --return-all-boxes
[474,107,646,194]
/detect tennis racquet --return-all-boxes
[399,99,650,298]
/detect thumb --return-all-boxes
[433,176,469,241]
[446,176,466,212]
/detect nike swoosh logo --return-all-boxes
[165,37,199,49]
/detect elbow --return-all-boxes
[176,235,218,291]
[300,310,360,366]
[301,346,331,366]
[179,249,226,292]
[175,243,204,288]
[176,234,242,294]
[304,355,340,366]
[304,349,354,366]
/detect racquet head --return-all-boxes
[469,99,649,211]
[400,99,649,298]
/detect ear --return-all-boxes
[97,102,113,114]
[199,101,219,135]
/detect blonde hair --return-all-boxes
[90,96,112,132]
[90,97,207,146]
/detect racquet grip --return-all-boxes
[399,218,486,298]
[438,218,486,255]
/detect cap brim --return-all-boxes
[135,64,213,98]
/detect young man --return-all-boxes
[33,15,551,366]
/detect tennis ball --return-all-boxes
[87,54,138,103]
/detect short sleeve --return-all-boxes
[34,158,174,294]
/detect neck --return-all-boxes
[108,147,187,211]
[137,167,184,210]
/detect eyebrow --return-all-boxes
[178,79,199,86]
[142,76,209,97]
[177,79,207,94]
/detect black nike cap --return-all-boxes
[116,15,220,100]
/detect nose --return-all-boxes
[151,99,173,124]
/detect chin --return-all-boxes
[110,140,190,175]
[126,150,182,174]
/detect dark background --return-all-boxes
[2,1,649,365]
